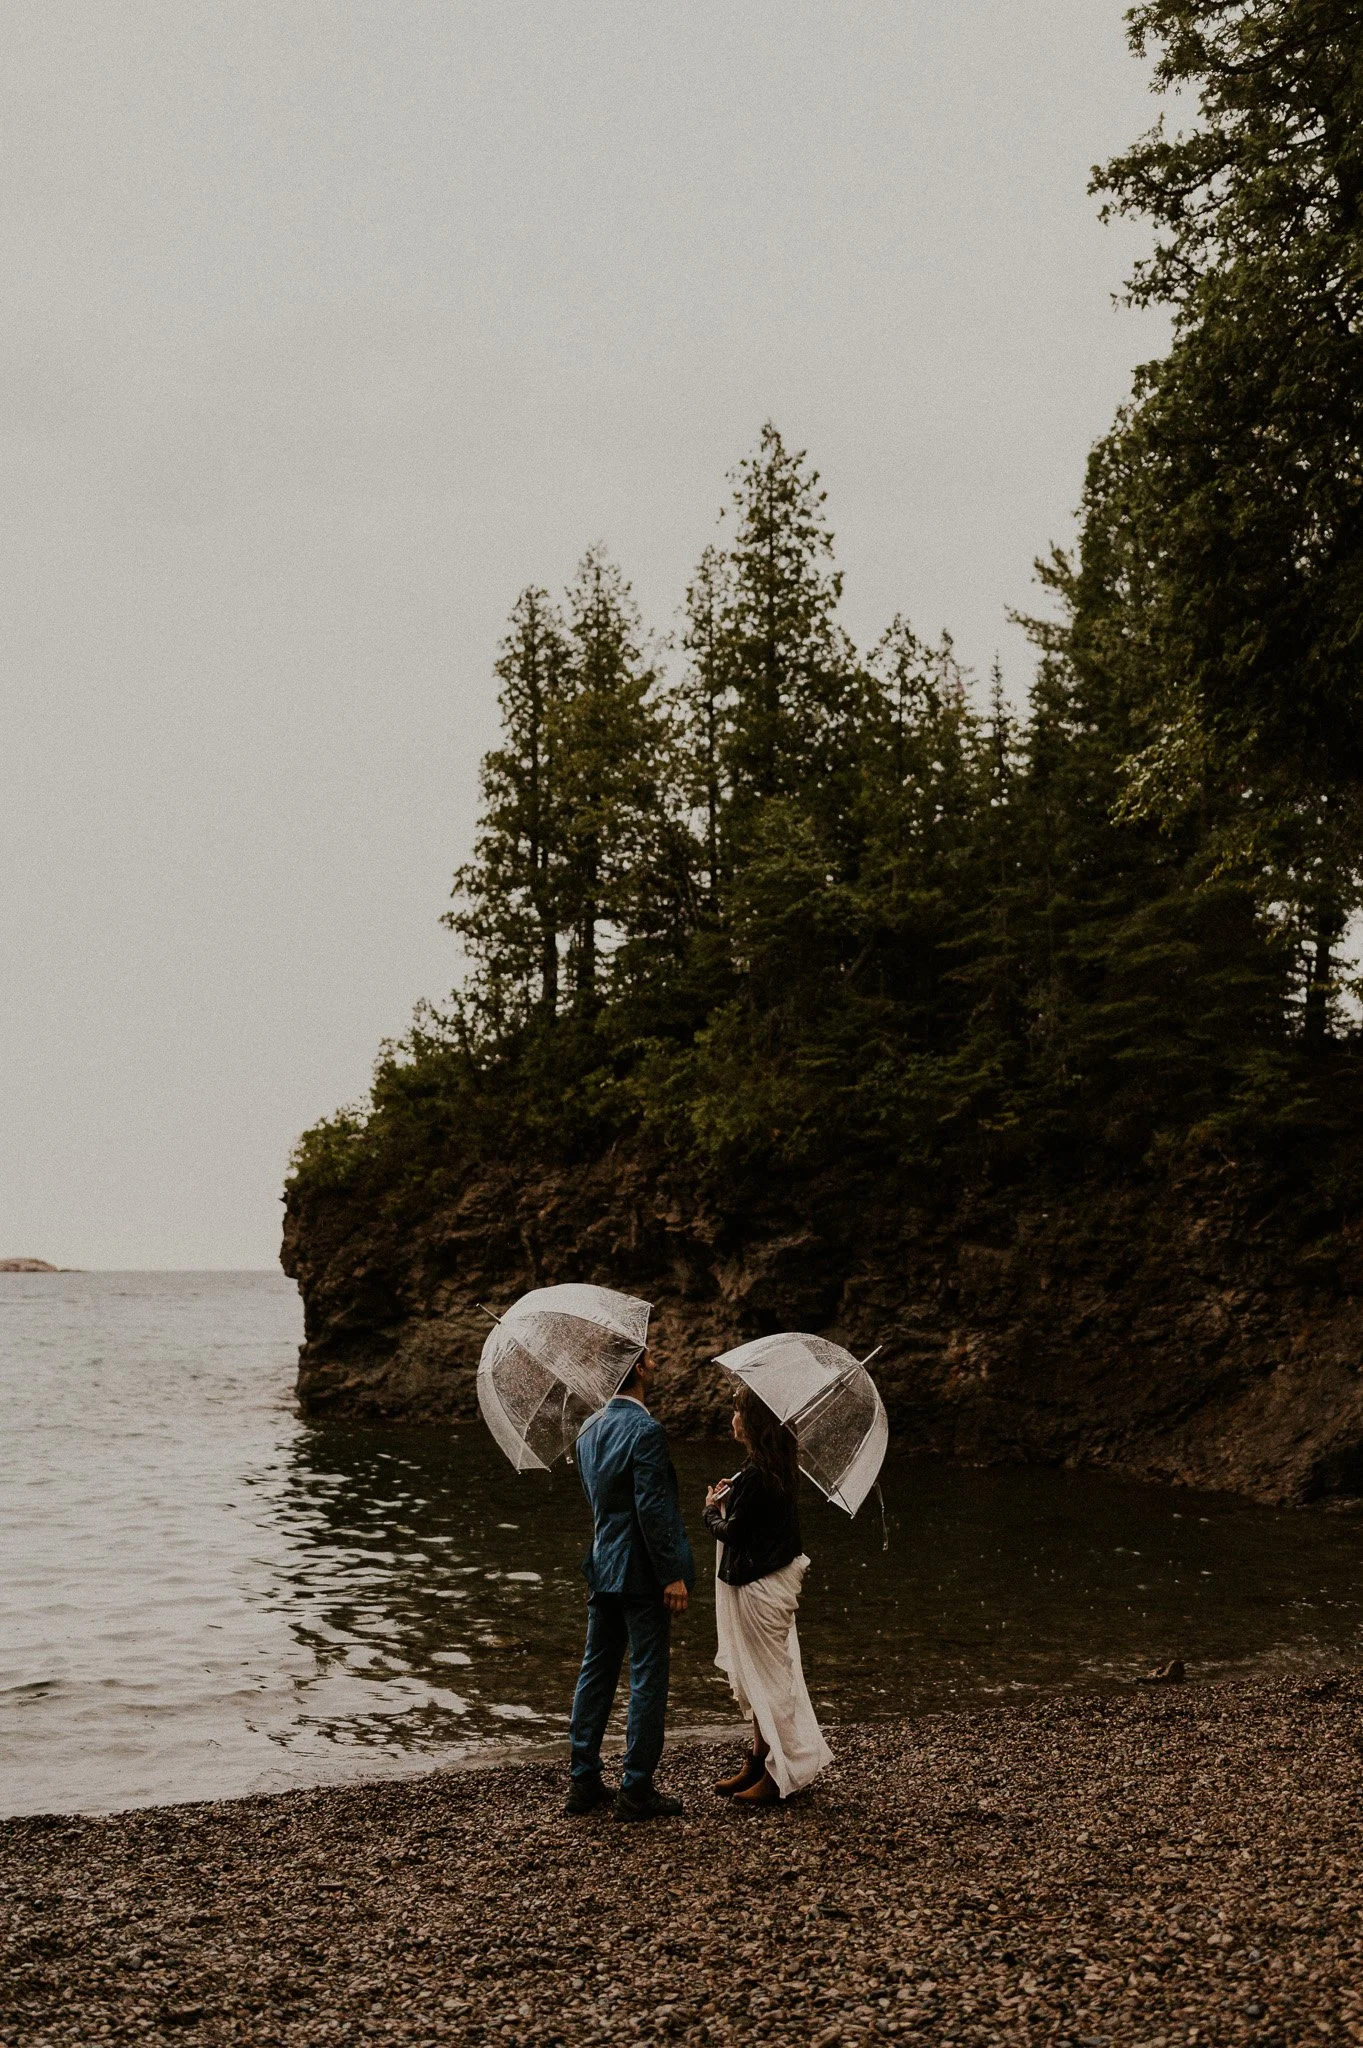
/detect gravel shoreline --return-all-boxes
[5,1677,1363,2047]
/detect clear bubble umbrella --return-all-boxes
[713,1331,889,1518]
[477,1282,652,1473]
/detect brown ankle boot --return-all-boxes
[714,1751,766,1797]
[732,1768,781,1806]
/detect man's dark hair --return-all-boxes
[618,1354,644,1394]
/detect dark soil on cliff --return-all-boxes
[282,1143,1363,1507]
[7,1679,1363,2046]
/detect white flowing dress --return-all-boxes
[713,1548,833,1797]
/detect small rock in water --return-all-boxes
[1136,1658,1186,1685]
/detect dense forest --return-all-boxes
[290,0,1363,1242]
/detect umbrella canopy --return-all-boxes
[713,1331,888,1516]
[477,1282,652,1473]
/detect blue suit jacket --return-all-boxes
[575,1397,695,1600]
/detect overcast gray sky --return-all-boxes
[1,2,1169,1269]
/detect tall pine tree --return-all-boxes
[718,424,859,854]
[445,586,571,1034]
[1080,0,1363,1039]
[557,546,669,1017]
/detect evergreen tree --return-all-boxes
[939,660,1029,1130]
[673,544,734,911]
[1079,0,1363,1028]
[856,620,986,1052]
[444,587,571,1033]
[717,424,859,852]
[294,11,1363,1219]
[557,546,669,1016]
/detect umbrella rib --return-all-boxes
[785,1374,857,1430]
[477,1285,654,1472]
[520,1374,580,1458]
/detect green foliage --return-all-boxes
[286,1107,374,1193]
[293,9,1363,1210]
[1083,0,1363,1011]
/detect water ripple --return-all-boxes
[4,1270,1363,1817]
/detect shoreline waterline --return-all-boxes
[5,1676,1363,2047]
[11,1718,754,1823]
[10,1273,1363,1821]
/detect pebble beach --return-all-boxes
[5,1678,1363,2047]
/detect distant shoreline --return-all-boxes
[0,1265,292,1275]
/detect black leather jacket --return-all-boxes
[702,1464,802,1586]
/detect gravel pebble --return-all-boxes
[4,1677,1363,2046]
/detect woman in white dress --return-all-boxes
[704,1385,833,1804]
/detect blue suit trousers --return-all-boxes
[568,1591,670,1794]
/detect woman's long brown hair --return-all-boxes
[736,1385,799,1495]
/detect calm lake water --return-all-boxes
[4,1269,1363,1817]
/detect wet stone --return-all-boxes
[3,1677,1363,2045]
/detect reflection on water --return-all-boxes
[3,1271,1363,1817]
[280,1423,1363,1747]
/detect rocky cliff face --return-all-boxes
[280,1148,1363,1506]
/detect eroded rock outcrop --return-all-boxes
[281,1145,1363,1506]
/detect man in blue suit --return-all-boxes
[567,1347,695,1820]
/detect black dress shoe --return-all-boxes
[613,1784,684,1822]
[564,1775,615,1815]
